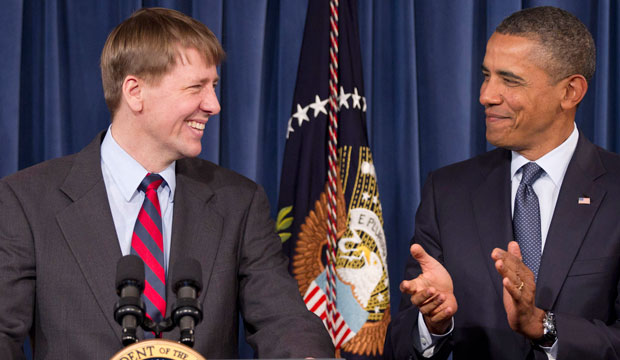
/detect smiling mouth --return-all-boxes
[187,120,205,130]
[486,113,512,121]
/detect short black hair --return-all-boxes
[496,6,595,83]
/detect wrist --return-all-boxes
[522,308,546,339]
[532,311,557,347]
[424,315,451,335]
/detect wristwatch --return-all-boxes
[533,311,557,347]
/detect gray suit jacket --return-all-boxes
[385,134,620,359]
[0,131,334,359]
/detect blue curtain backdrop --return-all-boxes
[1,0,618,357]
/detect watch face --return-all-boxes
[543,311,557,337]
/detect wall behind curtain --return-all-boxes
[1,0,618,357]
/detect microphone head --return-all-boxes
[171,257,203,294]
[115,255,145,294]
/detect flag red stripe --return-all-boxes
[304,285,320,302]
[336,329,351,348]
[309,294,326,313]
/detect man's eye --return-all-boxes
[504,78,519,85]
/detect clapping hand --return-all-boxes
[400,244,457,334]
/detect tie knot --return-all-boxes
[139,173,164,193]
[520,162,545,186]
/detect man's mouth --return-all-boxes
[485,112,511,121]
[187,120,205,130]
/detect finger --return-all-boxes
[418,293,445,315]
[428,305,455,324]
[400,279,413,293]
[494,258,510,278]
[491,247,507,261]
[507,241,523,260]
[502,276,523,301]
[411,287,436,307]
[410,244,439,273]
[495,259,523,289]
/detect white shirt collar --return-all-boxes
[101,125,176,202]
[510,123,579,186]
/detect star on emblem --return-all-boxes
[362,192,371,201]
[373,195,379,204]
[338,86,351,109]
[308,95,328,117]
[351,87,362,109]
[362,97,367,112]
[377,293,384,302]
[292,104,310,127]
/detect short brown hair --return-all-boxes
[100,7,226,115]
[496,6,595,83]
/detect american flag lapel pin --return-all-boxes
[578,196,591,205]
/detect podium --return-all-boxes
[110,339,206,360]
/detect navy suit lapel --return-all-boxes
[164,160,223,339]
[536,134,606,310]
[471,149,514,300]
[56,132,124,342]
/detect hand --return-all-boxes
[491,241,545,339]
[400,244,457,334]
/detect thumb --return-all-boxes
[410,244,439,273]
[507,241,522,260]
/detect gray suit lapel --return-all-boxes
[472,149,514,300]
[536,135,606,309]
[56,132,123,342]
[164,162,223,339]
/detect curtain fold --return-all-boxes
[1,1,618,358]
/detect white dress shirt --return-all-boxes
[417,124,579,359]
[100,126,176,274]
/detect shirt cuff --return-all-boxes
[540,338,558,360]
[416,311,454,358]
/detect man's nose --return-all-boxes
[201,89,221,115]
[479,79,502,107]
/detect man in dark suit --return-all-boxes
[0,8,333,359]
[386,6,620,360]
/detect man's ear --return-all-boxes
[560,74,588,111]
[122,75,144,112]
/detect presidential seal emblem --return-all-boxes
[290,146,390,357]
[110,339,206,360]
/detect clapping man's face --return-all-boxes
[480,33,569,160]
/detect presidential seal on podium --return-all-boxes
[110,339,206,360]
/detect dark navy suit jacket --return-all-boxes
[386,134,620,359]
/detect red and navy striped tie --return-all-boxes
[131,173,166,331]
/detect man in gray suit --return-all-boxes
[0,8,333,359]
[386,6,620,360]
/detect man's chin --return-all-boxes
[485,132,513,150]
[180,146,203,160]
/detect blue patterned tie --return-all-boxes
[513,162,545,281]
[131,173,166,333]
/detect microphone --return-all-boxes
[113,255,146,346]
[171,258,203,348]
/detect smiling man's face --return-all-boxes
[139,47,220,164]
[480,33,569,159]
